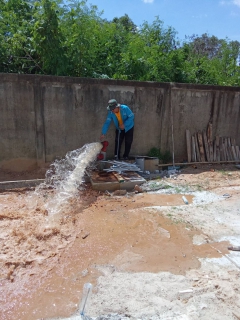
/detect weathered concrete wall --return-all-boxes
[170,84,240,160]
[0,73,239,170]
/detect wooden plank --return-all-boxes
[191,135,196,162]
[203,131,210,161]
[225,142,230,160]
[228,138,234,160]
[207,122,213,143]
[157,160,240,167]
[219,137,224,161]
[223,138,228,160]
[227,137,231,147]
[112,172,125,183]
[216,147,220,162]
[209,142,214,162]
[225,140,229,160]
[232,146,238,161]
[216,136,220,162]
[207,121,213,162]
[226,138,233,160]
[197,132,206,162]
[194,133,201,162]
[229,147,234,160]
[213,139,216,162]
[186,130,192,163]
[229,138,236,160]
[236,146,240,160]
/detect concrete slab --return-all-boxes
[89,171,145,192]
[0,171,145,192]
[0,179,45,190]
[119,172,146,191]
[89,171,120,192]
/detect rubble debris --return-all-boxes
[82,233,90,240]
[133,185,143,193]
[182,196,189,204]
[228,246,240,251]
[102,160,141,174]
[113,190,127,196]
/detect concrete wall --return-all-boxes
[0,73,239,170]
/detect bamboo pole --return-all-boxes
[158,160,240,167]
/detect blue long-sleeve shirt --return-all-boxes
[101,104,134,135]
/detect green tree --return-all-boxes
[33,0,67,75]
[114,17,188,82]
[0,0,239,85]
[60,0,102,77]
[0,0,37,73]
[183,34,240,85]
[112,14,137,33]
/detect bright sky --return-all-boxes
[89,0,240,42]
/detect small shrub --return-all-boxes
[148,147,172,164]
[161,150,172,164]
[148,147,161,159]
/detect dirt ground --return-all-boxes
[0,166,47,182]
[0,163,240,320]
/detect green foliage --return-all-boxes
[0,0,239,86]
[182,34,240,86]
[148,147,172,164]
[112,14,137,33]
[161,150,172,164]
[0,0,37,73]
[148,147,161,159]
[60,0,103,77]
[32,0,67,75]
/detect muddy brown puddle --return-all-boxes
[0,190,229,320]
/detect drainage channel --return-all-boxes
[0,179,45,190]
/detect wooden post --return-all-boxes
[232,146,238,161]
[186,130,192,163]
[209,142,213,162]
[207,122,213,143]
[216,136,220,162]
[227,137,231,147]
[197,132,206,162]
[203,131,210,162]
[213,139,216,162]
[191,135,196,162]
[219,137,224,161]
[222,138,227,160]
[194,133,201,162]
[236,146,240,160]
[227,138,233,160]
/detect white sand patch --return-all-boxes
[78,255,240,320]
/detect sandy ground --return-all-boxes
[0,163,240,320]
[0,166,47,182]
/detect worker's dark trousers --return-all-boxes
[114,127,134,159]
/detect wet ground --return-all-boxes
[0,164,240,319]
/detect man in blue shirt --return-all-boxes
[100,99,134,160]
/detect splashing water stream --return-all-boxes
[36,142,102,216]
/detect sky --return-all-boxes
[88,0,240,42]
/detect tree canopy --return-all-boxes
[0,0,239,86]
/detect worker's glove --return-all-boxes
[100,134,105,141]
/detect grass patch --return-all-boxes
[148,147,172,164]
[217,169,228,175]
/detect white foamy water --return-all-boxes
[36,142,102,215]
